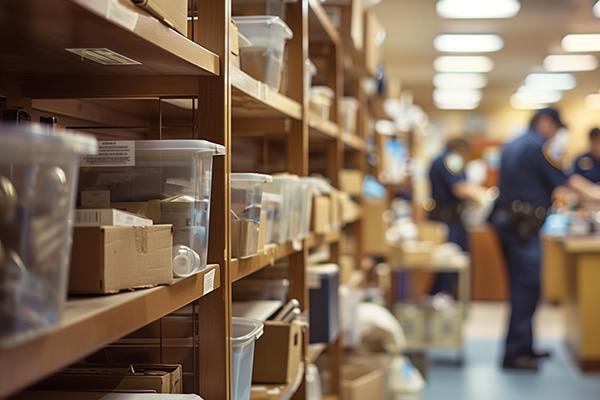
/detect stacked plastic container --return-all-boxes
[261,192,283,245]
[232,317,264,400]
[0,125,97,347]
[78,140,225,278]
[309,86,335,120]
[231,173,272,258]
[234,16,294,90]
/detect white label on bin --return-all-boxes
[81,141,135,167]
[203,268,216,296]
[81,190,111,208]
[65,48,141,65]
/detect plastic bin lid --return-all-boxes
[232,16,293,40]
[135,140,225,155]
[232,317,264,347]
[231,173,273,183]
[310,85,335,100]
[308,263,340,276]
[0,124,98,154]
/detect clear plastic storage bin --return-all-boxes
[266,176,314,242]
[232,317,264,400]
[0,125,97,347]
[309,86,335,121]
[231,173,272,258]
[233,16,294,90]
[341,96,359,134]
[78,140,225,278]
[261,192,282,245]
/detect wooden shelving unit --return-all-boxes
[0,0,376,398]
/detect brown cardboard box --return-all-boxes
[133,0,188,36]
[341,365,383,400]
[330,189,342,230]
[362,198,389,256]
[363,10,384,77]
[35,364,182,394]
[339,254,355,284]
[324,0,363,51]
[389,241,434,268]
[339,169,364,196]
[252,321,302,383]
[69,225,173,294]
[231,219,260,258]
[417,220,448,245]
[345,353,394,400]
[311,195,331,234]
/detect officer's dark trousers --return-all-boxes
[493,220,541,360]
[430,221,467,294]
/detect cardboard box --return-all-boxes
[311,195,331,234]
[35,364,182,394]
[344,353,394,400]
[69,225,173,294]
[252,321,303,383]
[389,241,434,268]
[324,0,363,51]
[132,0,188,37]
[339,254,355,284]
[362,198,389,256]
[417,220,448,245]
[341,365,383,400]
[330,189,341,230]
[339,169,364,196]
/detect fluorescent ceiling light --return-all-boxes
[514,87,563,104]
[510,94,548,110]
[437,0,520,19]
[434,34,504,52]
[433,88,483,104]
[524,73,576,90]
[434,56,494,72]
[434,73,488,89]
[543,54,598,71]
[594,1,600,18]
[435,102,479,110]
[585,94,600,110]
[562,34,600,52]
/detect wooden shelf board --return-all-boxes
[559,235,600,253]
[308,0,341,46]
[309,113,340,140]
[342,132,367,152]
[250,362,305,400]
[0,264,221,399]
[231,242,297,283]
[308,230,342,249]
[231,67,302,120]
[0,0,219,78]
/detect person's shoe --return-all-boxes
[530,349,552,359]
[502,356,539,371]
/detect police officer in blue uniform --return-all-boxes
[573,128,600,183]
[490,108,600,370]
[429,138,486,294]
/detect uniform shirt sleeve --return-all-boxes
[529,144,569,190]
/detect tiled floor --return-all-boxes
[420,302,600,400]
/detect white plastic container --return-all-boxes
[309,86,335,121]
[232,317,264,400]
[306,58,317,90]
[231,173,272,258]
[0,125,97,347]
[78,140,225,278]
[234,16,294,90]
[263,178,293,244]
[341,96,359,134]
[261,192,282,245]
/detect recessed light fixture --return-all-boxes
[436,0,521,19]
[543,54,598,71]
[514,87,563,104]
[434,56,495,72]
[434,34,504,52]
[585,93,600,110]
[562,34,600,52]
[524,73,576,90]
[433,73,488,89]
[510,94,548,110]
[593,1,600,18]
[435,102,479,110]
[433,88,483,104]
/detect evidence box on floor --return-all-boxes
[69,225,173,294]
[341,365,383,400]
[252,321,303,383]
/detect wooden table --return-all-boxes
[559,235,600,370]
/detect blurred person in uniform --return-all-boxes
[573,127,600,182]
[490,108,600,371]
[428,138,487,294]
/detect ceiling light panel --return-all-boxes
[437,0,521,19]
[594,1,600,18]
[510,94,548,110]
[543,54,598,71]
[434,56,494,72]
[524,73,576,90]
[433,88,483,104]
[433,73,488,89]
[435,102,479,110]
[562,34,600,52]
[434,34,504,52]
[513,88,563,104]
